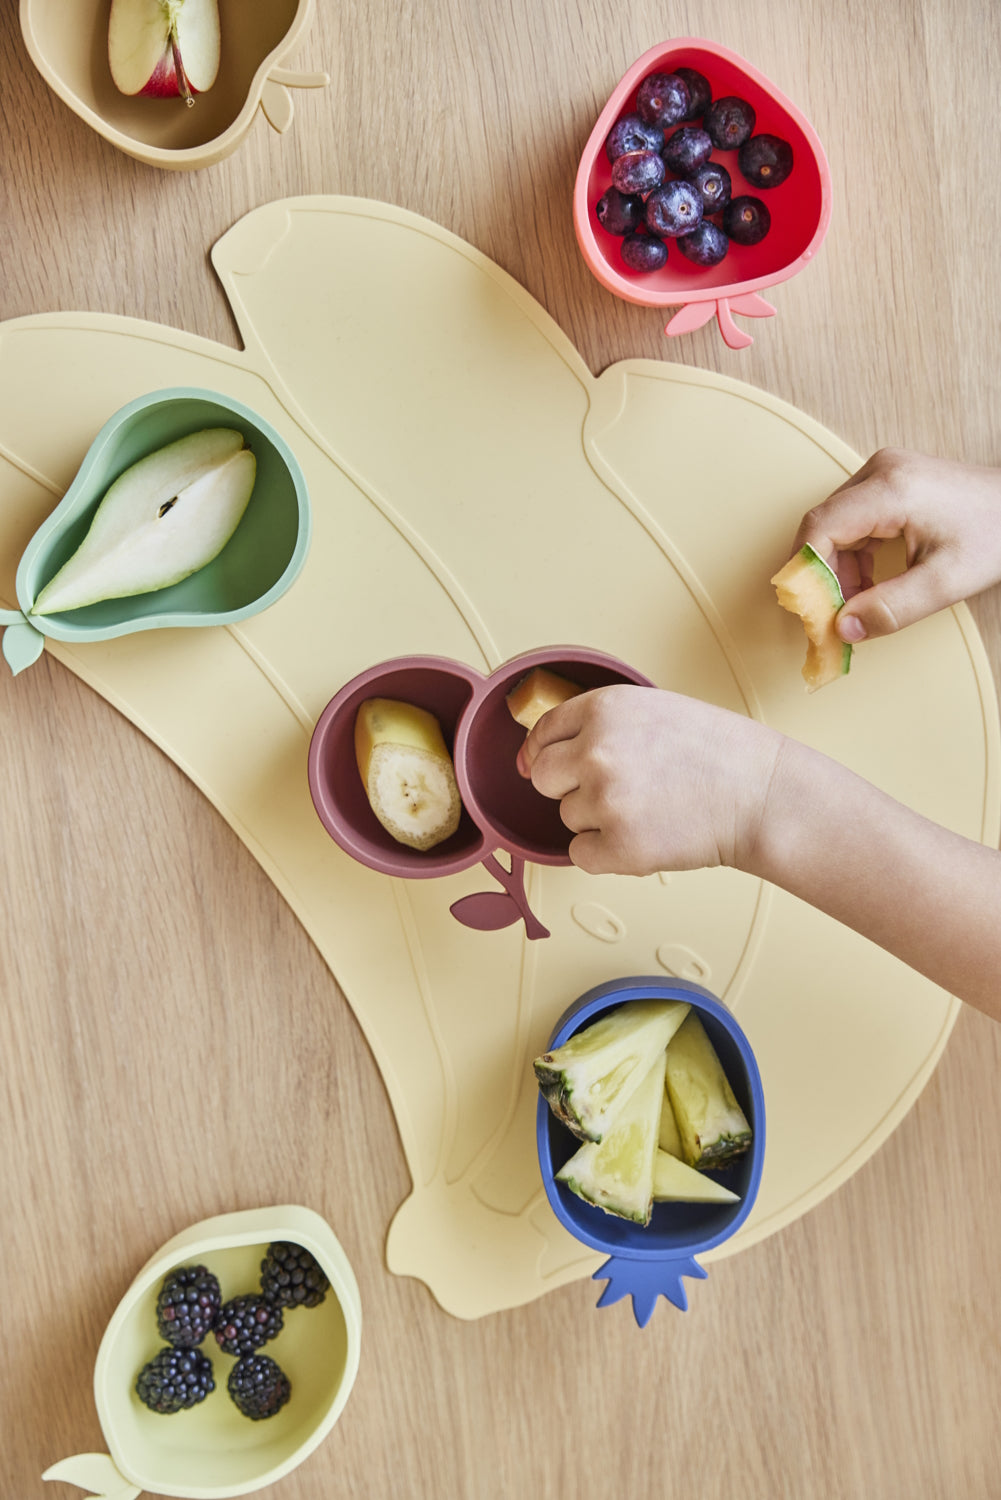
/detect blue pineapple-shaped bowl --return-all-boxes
[536,977,766,1327]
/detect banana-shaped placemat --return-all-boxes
[0,197,996,1318]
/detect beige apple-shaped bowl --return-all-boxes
[19,0,328,170]
[43,1206,362,1500]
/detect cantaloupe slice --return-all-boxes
[770,543,852,692]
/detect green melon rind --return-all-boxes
[771,542,852,691]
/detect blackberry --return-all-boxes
[228,1354,292,1421]
[213,1294,284,1357]
[136,1346,215,1414]
[260,1242,329,1310]
[155,1264,222,1348]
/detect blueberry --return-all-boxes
[677,221,729,267]
[644,179,703,237]
[688,161,731,214]
[610,149,666,195]
[595,186,645,236]
[704,96,756,150]
[738,133,793,188]
[620,233,668,272]
[675,67,712,121]
[662,126,713,177]
[635,72,690,130]
[604,113,665,163]
[722,195,771,245]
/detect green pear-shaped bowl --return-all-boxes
[43,1205,362,1500]
[7,388,310,671]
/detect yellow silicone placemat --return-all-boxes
[0,197,996,1318]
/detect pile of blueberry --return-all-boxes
[134,1241,329,1421]
[594,66,793,273]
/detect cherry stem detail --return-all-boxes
[481,853,549,940]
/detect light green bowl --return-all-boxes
[43,1206,362,1500]
[4,388,311,674]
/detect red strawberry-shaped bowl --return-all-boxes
[573,39,832,349]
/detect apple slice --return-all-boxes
[31,428,256,615]
[108,0,221,107]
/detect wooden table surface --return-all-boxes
[3,3,1001,1497]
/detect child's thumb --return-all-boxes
[836,558,955,642]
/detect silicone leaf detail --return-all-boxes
[261,79,295,133]
[42,1452,141,1499]
[728,292,776,319]
[593,1254,708,1324]
[3,619,45,675]
[664,301,717,338]
[450,891,521,931]
[714,299,755,350]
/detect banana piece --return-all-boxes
[505,666,582,730]
[355,698,462,851]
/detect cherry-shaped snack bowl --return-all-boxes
[537,977,766,1325]
[2,387,311,676]
[43,1205,362,1500]
[574,37,832,348]
[307,646,653,939]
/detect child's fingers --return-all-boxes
[526,740,581,801]
[835,551,959,640]
[567,829,609,875]
[793,472,908,561]
[516,696,586,776]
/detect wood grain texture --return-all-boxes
[2,2,1000,1497]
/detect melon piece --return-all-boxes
[652,1149,740,1204]
[771,542,852,691]
[506,666,583,730]
[534,998,689,1143]
[555,1052,667,1223]
[665,1013,752,1171]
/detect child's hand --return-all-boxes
[515,685,782,877]
[794,448,1001,643]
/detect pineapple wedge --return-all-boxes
[665,1013,752,1170]
[652,1150,740,1205]
[658,1085,684,1159]
[534,999,690,1143]
[556,1052,667,1223]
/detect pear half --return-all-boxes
[31,428,256,616]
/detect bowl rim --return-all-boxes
[572,36,833,308]
[93,1205,362,1499]
[536,976,766,1260]
[18,0,323,170]
[307,653,490,880]
[15,385,312,640]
